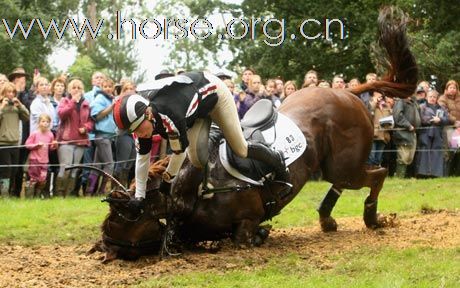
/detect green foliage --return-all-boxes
[76,0,145,83]
[0,0,79,77]
[67,54,98,88]
[183,0,459,87]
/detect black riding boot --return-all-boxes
[247,143,289,182]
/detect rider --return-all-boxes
[113,71,289,209]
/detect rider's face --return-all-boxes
[134,119,153,138]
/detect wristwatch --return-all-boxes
[162,171,175,183]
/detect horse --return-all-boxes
[90,6,418,262]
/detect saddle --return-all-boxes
[224,100,278,183]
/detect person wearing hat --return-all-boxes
[8,67,34,197]
[215,71,232,81]
[113,71,289,210]
[154,70,174,80]
[415,84,427,105]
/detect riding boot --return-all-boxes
[35,182,47,198]
[0,178,10,197]
[84,173,99,196]
[97,177,108,195]
[395,163,407,178]
[66,177,77,197]
[55,176,67,197]
[25,181,36,198]
[247,143,289,182]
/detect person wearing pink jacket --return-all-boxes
[25,113,57,198]
[55,79,93,197]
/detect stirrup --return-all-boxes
[272,180,293,200]
[159,221,182,258]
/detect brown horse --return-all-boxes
[90,6,418,262]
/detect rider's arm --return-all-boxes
[135,137,152,199]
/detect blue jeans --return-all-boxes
[368,140,386,166]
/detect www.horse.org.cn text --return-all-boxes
[1,11,348,47]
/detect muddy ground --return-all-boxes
[1,210,459,288]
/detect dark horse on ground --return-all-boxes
[89,7,418,262]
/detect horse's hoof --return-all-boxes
[253,235,264,247]
[320,216,338,232]
[257,227,270,240]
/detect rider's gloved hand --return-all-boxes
[159,172,174,195]
[127,197,144,213]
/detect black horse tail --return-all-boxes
[350,6,418,99]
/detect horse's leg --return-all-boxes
[317,185,342,232]
[253,225,271,246]
[363,167,388,228]
[232,219,259,248]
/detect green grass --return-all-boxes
[0,177,458,245]
[140,247,460,288]
[0,197,106,245]
[0,177,458,287]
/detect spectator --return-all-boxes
[282,80,297,101]
[0,82,29,197]
[86,78,117,196]
[29,77,55,133]
[418,80,431,94]
[332,75,346,89]
[154,69,174,80]
[438,80,460,175]
[367,92,392,168]
[318,80,331,88]
[359,73,377,111]
[56,79,93,197]
[80,71,106,195]
[240,74,264,117]
[263,79,281,108]
[0,74,7,90]
[348,78,361,89]
[113,80,137,187]
[8,67,33,197]
[48,76,67,196]
[237,68,254,92]
[415,85,427,105]
[392,94,421,178]
[415,90,449,178]
[274,78,284,98]
[302,70,318,87]
[25,113,57,198]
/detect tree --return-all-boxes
[185,0,459,88]
[74,0,145,83]
[0,0,79,77]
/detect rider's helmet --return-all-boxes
[113,94,150,132]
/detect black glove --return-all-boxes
[159,180,171,195]
[126,197,144,214]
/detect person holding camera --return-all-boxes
[367,91,393,168]
[0,82,29,197]
[415,90,449,178]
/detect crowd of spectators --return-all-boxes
[0,67,459,199]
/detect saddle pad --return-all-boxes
[219,112,307,184]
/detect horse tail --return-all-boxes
[350,6,418,99]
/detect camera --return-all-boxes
[7,99,14,106]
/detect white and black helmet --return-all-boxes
[113,94,150,132]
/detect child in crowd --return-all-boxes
[263,79,282,108]
[87,78,117,195]
[25,113,57,198]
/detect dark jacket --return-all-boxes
[392,96,421,145]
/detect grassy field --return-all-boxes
[0,177,459,287]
